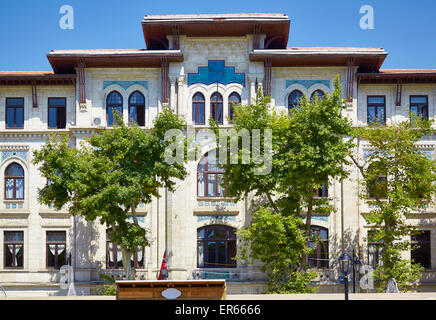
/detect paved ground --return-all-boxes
[1,292,436,300]
[227,292,436,300]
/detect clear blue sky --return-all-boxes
[1,0,435,71]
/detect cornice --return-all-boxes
[39,211,71,219]
[360,143,435,149]
[0,130,70,138]
[0,210,30,218]
[0,145,30,151]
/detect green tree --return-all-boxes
[350,116,436,291]
[237,207,316,293]
[33,109,188,279]
[212,77,354,292]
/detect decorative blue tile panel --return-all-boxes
[103,81,148,91]
[300,214,328,223]
[313,215,328,222]
[419,149,433,160]
[197,215,236,223]
[128,215,145,223]
[363,150,388,160]
[285,80,331,90]
[137,215,145,223]
[188,60,245,86]
[1,151,27,162]
[204,271,230,279]
[365,149,432,161]
[363,150,373,160]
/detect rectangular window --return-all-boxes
[367,96,386,125]
[217,174,226,196]
[308,227,329,269]
[368,175,387,199]
[411,230,431,269]
[106,235,144,269]
[4,231,24,268]
[410,96,428,121]
[367,230,383,268]
[46,231,66,269]
[316,184,328,197]
[207,174,217,196]
[197,172,205,197]
[48,98,66,129]
[6,98,24,129]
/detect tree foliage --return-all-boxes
[351,115,436,291]
[33,108,188,279]
[237,207,317,293]
[212,77,353,292]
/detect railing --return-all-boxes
[312,269,337,284]
[192,269,268,282]
[0,285,6,297]
[419,270,436,284]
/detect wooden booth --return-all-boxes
[115,279,226,300]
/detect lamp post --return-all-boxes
[352,249,361,293]
[338,253,352,300]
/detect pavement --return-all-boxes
[1,293,436,300]
[227,292,436,300]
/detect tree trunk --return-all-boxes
[121,247,136,280]
[301,196,314,268]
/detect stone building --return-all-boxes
[0,13,435,296]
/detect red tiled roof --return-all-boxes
[143,13,288,20]
[142,13,290,50]
[0,71,75,85]
[49,49,146,53]
[0,71,54,75]
[286,47,384,51]
[379,69,436,73]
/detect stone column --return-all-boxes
[177,76,185,116]
[249,77,256,104]
[169,76,177,111]
[248,74,264,103]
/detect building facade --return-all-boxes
[0,13,436,296]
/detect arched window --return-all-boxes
[5,163,24,200]
[228,92,241,122]
[106,229,144,269]
[210,92,223,124]
[192,92,205,124]
[308,226,329,269]
[310,90,325,102]
[106,91,123,126]
[128,91,145,126]
[197,225,236,268]
[288,90,303,111]
[197,150,225,197]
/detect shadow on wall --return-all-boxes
[329,227,362,272]
[244,197,365,278]
[69,217,101,281]
[244,196,270,228]
[48,217,102,296]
